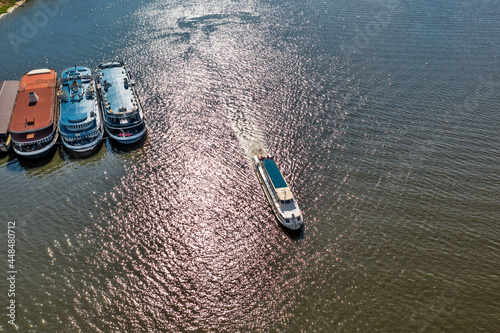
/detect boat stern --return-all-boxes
[107,125,147,144]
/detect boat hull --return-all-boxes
[61,131,103,157]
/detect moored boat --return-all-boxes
[9,69,59,159]
[97,62,146,144]
[0,80,20,152]
[58,66,103,156]
[252,154,303,230]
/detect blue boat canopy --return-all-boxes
[263,158,288,189]
[59,67,94,126]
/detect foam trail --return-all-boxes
[226,104,268,157]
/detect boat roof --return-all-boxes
[99,64,134,114]
[62,66,91,79]
[0,80,20,134]
[60,67,95,125]
[263,158,288,189]
[99,62,124,69]
[276,187,294,201]
[9,69,57,133]
[27,69,52,76]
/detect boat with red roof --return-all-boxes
[9,69,59,158]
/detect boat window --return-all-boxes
[285,219,290,223]
[297,216,301,221]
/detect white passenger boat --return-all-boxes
[97,62,146,144]
[252,154,303,230]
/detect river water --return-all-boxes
[0,0,499,331]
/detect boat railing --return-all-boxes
[260,170,279,204]
[105,114,142,127]
[14,131,54,148]
[106,121,145,132]
[106,108,140,119]
[63,130,100,143]
[60,75,94,85]
[64,121,94,132]
[61,123,99,138]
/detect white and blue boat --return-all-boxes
[58,66,103,156]
[252,154,303,230]
[97,62,146,144]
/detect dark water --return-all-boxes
[1,0,499,331]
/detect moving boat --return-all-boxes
[9,69,59,158]
[0,80,20,152]
[58,66,103,156]
[97,62,146,144]
[252,154,303,230]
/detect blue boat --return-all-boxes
[58,66,103,156]
[97,62,146,144]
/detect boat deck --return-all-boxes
[0,80,19,134]
[60,68,95,126]
[9,69,57,133]
[99,65,135,115]
[263,158,288,189]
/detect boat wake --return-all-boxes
[226,105,268,158]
